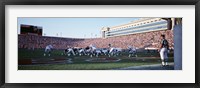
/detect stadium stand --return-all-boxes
[18,29,173,50]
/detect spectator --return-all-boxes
[18,30,173,50]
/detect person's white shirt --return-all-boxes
[45,45,53,52]
[44,45,53,56]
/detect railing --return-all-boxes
[106,25,167,37]
[107,20,167,33]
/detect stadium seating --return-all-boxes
[18,30,173,50]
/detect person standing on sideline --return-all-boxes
[108,44,112,49]
[158,34,169,66]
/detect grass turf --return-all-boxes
[18,48,174,70]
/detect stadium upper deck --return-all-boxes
[101,18,171,38]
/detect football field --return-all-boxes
[18,48,174,70]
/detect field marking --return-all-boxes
[112,63,174,70]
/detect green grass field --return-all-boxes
[18,48,174,70]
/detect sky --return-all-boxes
[17,17,140,38]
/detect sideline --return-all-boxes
[113,63,174,70]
